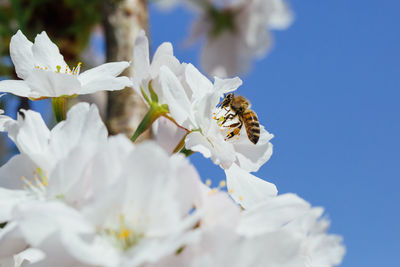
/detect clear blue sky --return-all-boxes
[148,1,400,266]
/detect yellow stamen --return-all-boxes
[219,180,226,188]
[206,179,211,186]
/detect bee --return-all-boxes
[217,93,260,144]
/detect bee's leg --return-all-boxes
[225,121,243,141]
[224,108,231,116]
[220,113,236,125]
[222,122,241,128]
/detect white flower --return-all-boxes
[132,30,184,107]
[188,0,293,77]
[158,63,274,171]
[0,103,108,220]
[0,30,132,98]
[227,171,346,267]
[0,142,203,267]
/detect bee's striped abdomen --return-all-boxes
[242,110,260,144]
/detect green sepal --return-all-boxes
[130,103,169,142]
[140,86,151,105]
[51,97,67,122]
[148,81,159,103]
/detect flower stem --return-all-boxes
[51,97,67,122]
[131,104,168,142]
[172,132,189,154]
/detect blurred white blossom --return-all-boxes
[155,0,293,77]
[0,30,131,98]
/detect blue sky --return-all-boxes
[148,1,400,266]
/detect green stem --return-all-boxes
[172,132,189,154]
[51,97,67,122]
[131,105,168,142]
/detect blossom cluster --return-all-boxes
[0,30,344,267]
[155,0,293,77]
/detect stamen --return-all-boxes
[206,179,211,186]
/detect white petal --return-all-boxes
[152,116,187,154]
[225,163,277,209]
[0,154,37,190]
[153,42,174,61]
[13,201,93,247]
[0,188,30,221]
[234,127,274,172]
[80,76,132,94]
[9,30,34,80]
[78,61,130,86]
[31,31,66,69]
[49,103,107,160]
[184,63,213,101]
[132,30,150,89]
[213,76,242,95]
[185,132,212,158]
[5,110,51,167]
[201,31,250,77]
[0,222,27,258]
[238,193,310,236]
[13,248,45,267]
[267,0,294,29]
[0,80,34,98]
[25,69,81,97]
[159,66,193,126]
[185,131,236,169]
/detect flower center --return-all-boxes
[55,62,82,75]
[213,108,241,141]
[103,215,143,251]
[21,167,48,197]
[35,62,82,75]
[208,7,236,37]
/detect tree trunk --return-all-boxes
[103,0,150,140]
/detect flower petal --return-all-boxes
[0,154,37,190]
[159,66,193,126]
[185,131,236,169]
[0,222,28,258]
[225,163,277,209]
[25,69,81,97]
[234,127,274,172]
[152,116,187,154]
[78,61,130,86]
[0,80,35,98]
[132,30,150,90]
[80,76,132,94]
[5,109,51,167]
[185,63,213,101]
[238,193,311,236]
[9,30,34,80]
[31,31,66,70]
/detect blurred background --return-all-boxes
[0,0,399,266]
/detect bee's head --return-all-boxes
[218,93,234,108]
